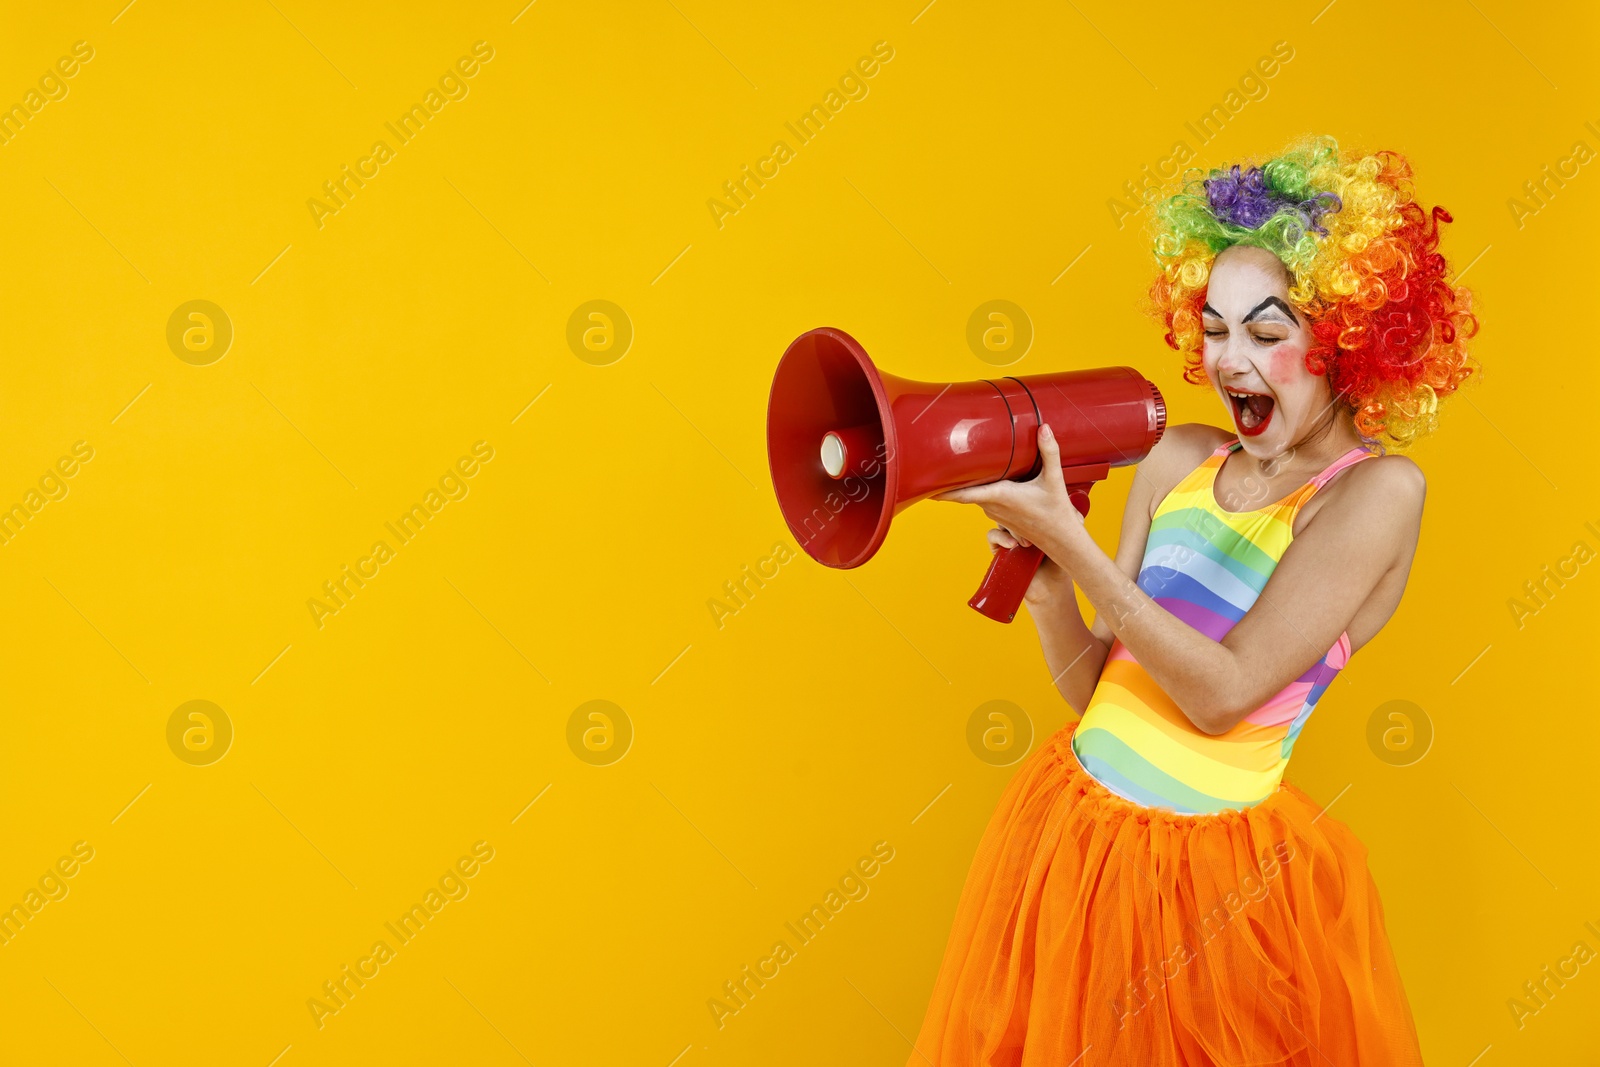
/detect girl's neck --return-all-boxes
[1234,412,1365,482]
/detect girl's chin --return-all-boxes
[1232,417,1295,455]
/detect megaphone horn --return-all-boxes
[766,327,1166,623]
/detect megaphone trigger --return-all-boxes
[1058,463,1110,517]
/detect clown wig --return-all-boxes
[1147,136,1479,450]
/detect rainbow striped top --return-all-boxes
[1070,438,1378,814]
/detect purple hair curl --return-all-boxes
[1204,165,1343,235]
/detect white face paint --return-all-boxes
[1200,244,1333,459]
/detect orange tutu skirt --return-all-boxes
[910,720,1424,1066]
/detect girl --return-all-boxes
[920,137,1478,1065]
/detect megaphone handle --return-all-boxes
[968,484,1094,624]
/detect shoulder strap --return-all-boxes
[1285,446,1379,525]
[1310,446,1378,490]
[1155,438,1236,517]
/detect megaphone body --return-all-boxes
[766,327,1166,622]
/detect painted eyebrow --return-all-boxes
[1241,296,1299,326]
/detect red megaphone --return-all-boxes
[766,327,1166,623]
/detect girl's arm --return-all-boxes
[1019,554,1108,715]
[1053,443,1424,733]
[940,425,1425,735]
[976,424,1210,714]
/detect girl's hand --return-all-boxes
[934,424,1087,558]
[987,527,1071,605]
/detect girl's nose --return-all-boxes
[1214,339,1255,377]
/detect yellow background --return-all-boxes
[1,1,1596,1063]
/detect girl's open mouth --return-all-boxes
[1227,389,1275,437]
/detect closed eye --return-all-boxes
[1205,328,1285,345]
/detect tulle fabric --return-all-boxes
[910,720,1424,1066]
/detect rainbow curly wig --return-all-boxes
[1148,136,1480,450]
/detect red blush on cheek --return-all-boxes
[1267,346,1303,384]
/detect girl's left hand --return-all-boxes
[933,425,1086,554]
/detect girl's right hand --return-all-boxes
[987,527,1071,606]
